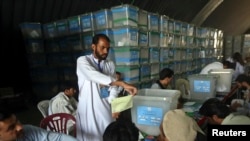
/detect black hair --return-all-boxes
[222,60,235,69]
[233,52,245,65]
[0,108,13,121]
[103,120,139,141]
[235,74,250,84]
[116,71,121,76]
[60,81,77,91]
[199,98,231,118]
[159,68,174,80]
[92,34,110,45]
[116,71,123,81]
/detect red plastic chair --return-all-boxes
[40,113,76,137]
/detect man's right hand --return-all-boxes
[123,83,137,96]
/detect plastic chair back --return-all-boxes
[37,100,50,117]
[40,113,76,137]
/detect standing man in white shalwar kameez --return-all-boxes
[76,34,137,141]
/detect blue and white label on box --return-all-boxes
[137,106,162,126]
[97,15,106,26]
[139,33,148,44]
[130,31,138,41]
[81,16,91,28]
[150,15,158,26]
[194,80,210,93]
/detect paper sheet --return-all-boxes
[184,101,196,106]
[111,95,133,113]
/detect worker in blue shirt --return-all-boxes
[0,108,77,141]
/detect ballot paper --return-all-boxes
[111,95,133,113]
[183,101,196,106]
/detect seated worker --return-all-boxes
[0,108,77,141]
[48,81,78,116]
[200,60,233,74]
[223,60,235,69]
[199,98,250,125]
[227,52,245,81]
[151,68,174,89]
[115,71,126,97]
[150,68,186,108]
[235,74,250,98]
[230,74,250,115]
[175,78,190,99]
[157,109,206,141]
[103,119,139,141]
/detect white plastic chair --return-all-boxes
[37,100,50,117]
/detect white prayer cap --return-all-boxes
[162,109,204,141]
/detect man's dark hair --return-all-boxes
[103,120,139,141]
[222,60,235,69]
[92,34,110,45]
[159,68,174,80]
[235,74,250,84]
[0,108,13,121]
[198,98,231,118]
[233,52,245,65]
[60,81,77,91]
[116,71,121,76]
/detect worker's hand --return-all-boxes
[123,83,137,96]
[112,112,120,119]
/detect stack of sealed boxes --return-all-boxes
[159,15,170,74]
[138,9,151,88]
[20,23,45,67]
[147,12,160,81]
[20,22,60,100]
[110,4,140,85]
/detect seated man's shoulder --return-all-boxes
[22,124,43,132]
[52,92,65,100]
[151,82,159,88]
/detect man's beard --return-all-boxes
[95,50,107,60]
[16,129,24,138]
